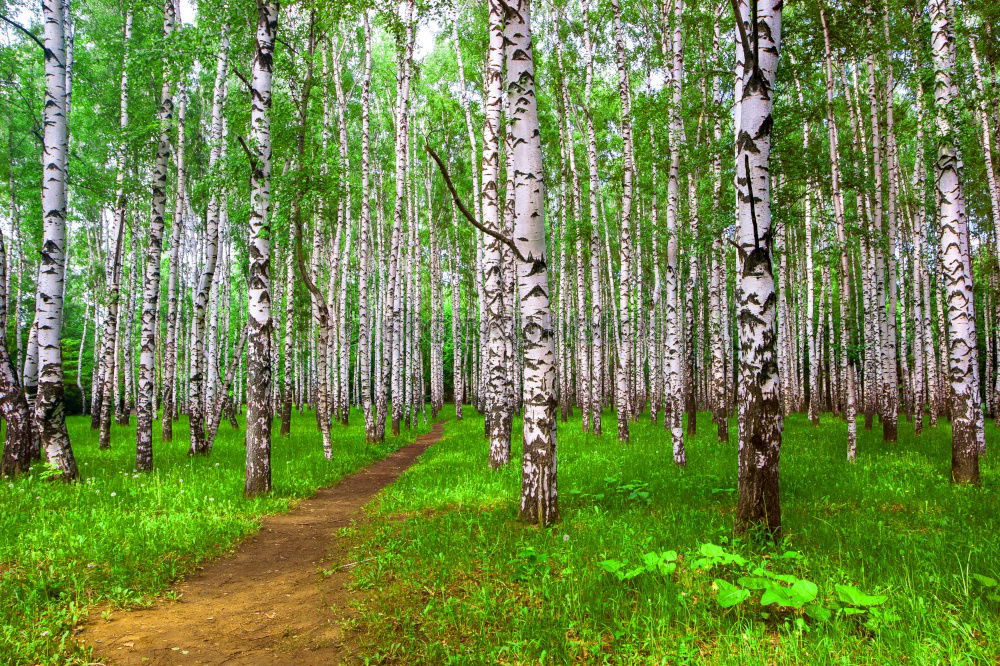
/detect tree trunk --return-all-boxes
[135,0,176,472]
[733,0,783,538]
[504,0,557,527]
[583,0,602,435]
[929,0,982,483]
[188,39,229,455]
[0,229,33,477]
[33,0,77,480]
[820,6,858,461]
[611,0,633,443]
[358,10,376,440]
[245,0,278,496]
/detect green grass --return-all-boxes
[0,408,432,665]
[349,410,999,664]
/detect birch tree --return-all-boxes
[244,0,278,496]
[928,0,982,484]
[732,0,783,537]
[33,0,77,479]
[135,0,177,471]
[505,0,558,527]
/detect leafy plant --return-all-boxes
[511,547,548,581]
[834,583,887,607]
[737,569,818,609]
[599,550,677,582]
[599,559,645,582]
[691,542,748,570]
[713,579,750,608]
[972,573,1000,603]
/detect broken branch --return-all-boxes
[424,139,529,263]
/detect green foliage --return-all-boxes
[347,410,999,663]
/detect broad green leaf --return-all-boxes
[714,579,750,608]
[972,573,997,588]
[737,576,771,590]
[761,584,796,607]
[835,584,887,607]
[790,579,818,605]
[599,559,625,574]
[622,567,645,580]
[805,603,832,622]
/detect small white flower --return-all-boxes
[563,534,570,542]
[208,497,215,502]
[7,483,13,489]
[110,492,117,497]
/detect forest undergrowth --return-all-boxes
[349,410,998,665]
[0,410,430,664]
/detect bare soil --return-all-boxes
[83,422,445,665]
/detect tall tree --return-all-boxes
[33,0,77,479]
[732,0,783,537]
[928,0,982,484]
[135,0,177,471]
[244,0,279,496]
[505,0,557,527]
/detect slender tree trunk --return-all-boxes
[611,0,633,442]
[583,0,602,435]
[929,0,982,483]
[188,39,229,455]
[244,0,278,496]
[135,0,176,471]
[0,229,33,476]
[503,0,557,527]
[733,0,783,538]
[358,11,376,440]
[451,226,464,420]
[482,0,511,469]
[663,0,685,463]
[33,0,77,480]
[161,74,186,443]
[388,0,415,437]
[820,6,859,460]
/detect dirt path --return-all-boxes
[84,422,445,665]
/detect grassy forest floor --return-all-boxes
[0,409,432,664]
[348,410,998,665]
[1,408,996,664]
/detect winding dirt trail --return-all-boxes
[84,422,445,665]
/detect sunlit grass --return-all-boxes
[351,409,999,664]
[0,408,431,665]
